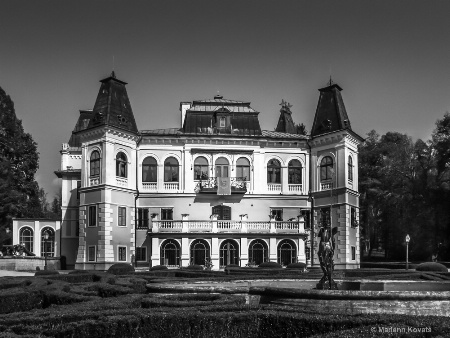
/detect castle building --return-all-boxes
[14,73,362,270]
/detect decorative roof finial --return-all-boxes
[111,70,116,79]
[328,76,333,87]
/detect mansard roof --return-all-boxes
[183,95,262,136]
[68,110,94,147]
[310,83,352,137]
[85,72,138,134]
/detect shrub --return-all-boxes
[185,264,204,270]
[416,262,448,272]
[141,294,246,308]
[35,270,59,276]
[150,265,168,271]
[68,270,90,274]
[258,262,282,269]
[107,263,135,275]
[286,262,307,270]
[225,264,240,268]
[0,289,43,314]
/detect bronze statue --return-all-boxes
[317,225,338,290]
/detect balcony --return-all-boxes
[142,182,157,191]
[267,183,282,192]
[321,182,332,190]
[150,220,306,234]
[195,177,247,193]
[288,184,302,193]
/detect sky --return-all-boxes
[1,0,450,200]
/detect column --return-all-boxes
[211,237,219,270]
[269,237,277,262]
[151,237,160,267]
[181,238,189,267]
[240,237,248,267]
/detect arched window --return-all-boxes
[277,239,297,266]
[194,156,209,180]
[320,156,334,181]
[90,150,101,177]
[160,239,180,266]
[190,239,210,265]
[41,227,55,257]
[215,157,229,178]
[19,227,34,253]
[267,159,281,183]
[116,152,127,178]
[248,239,268,265]
[288,159,302,184]
[236,157,250,181]
[164,157,179,182]
[220,239,239,267]
[142,157,157,182]
[348,156,354,181]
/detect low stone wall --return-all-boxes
[0,257,60,271]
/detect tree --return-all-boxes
[0,85,44,241]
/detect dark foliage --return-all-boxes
[0,86,43,239]
[185,264,204,270]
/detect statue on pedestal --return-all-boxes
[316,225,338,290]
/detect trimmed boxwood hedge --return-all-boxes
[185,264,204,270]
[258,262,283,269]
[35,270,59,276]
[149,265,168,271]
[141,293,246,308]
[107,263,135,275]
[416,262,448,272]
[286,262,307,270]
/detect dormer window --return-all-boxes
[219,117,226,128]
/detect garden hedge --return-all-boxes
[416,262,448,272]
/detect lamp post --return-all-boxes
[405,234,410,270]
[44,231,49,270]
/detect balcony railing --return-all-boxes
[267,183,282,192]
[150,220,305,234]
[288,184,302,193]
[321,182,332,190]
[195,177,247,193]
[89,177,100,186]
[142,182,157,191]
[164,182,179,191]
[116,177,128,187]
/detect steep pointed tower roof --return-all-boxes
[310,82,352,137]
[86,72,138,134]
[275,99,297,134]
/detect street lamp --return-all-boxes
[405,234,410,270]
[44,231,49,270]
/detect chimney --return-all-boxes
[180,102,191,128]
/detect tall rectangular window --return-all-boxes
[161,208,173,220]
[351,207,357,228]
[118,246,127,262]
[136,247,147,262]
[118,207,126,227]
[88,205,97,227]
[137,208,149,228]
[88,246,96,262]
[351,246,356,261]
